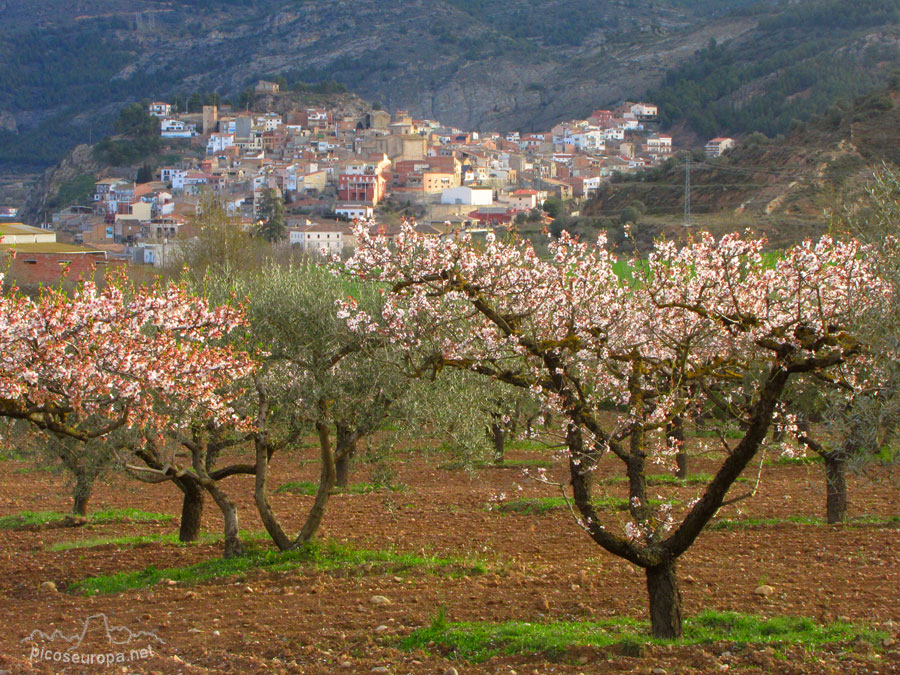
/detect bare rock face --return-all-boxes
[19,144,101,225]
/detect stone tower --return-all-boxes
[202,105,219,135]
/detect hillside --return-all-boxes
[16,89,370,225]
[584,85,900,246]
[0,0,788,172]
[647,0,900,139]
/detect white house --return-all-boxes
[255,113,283,131]
[572,129,605,151]
[441,186,493,206]
[508,189,539,211]
[334,204,374,220]
[0,222,56,244]
[630,103,658,120]
[582,176,602,199]
[306,108,329,126]
[160,119,197,139]
[291,222,345,255]
[519,133,548,150]
[166,170,188,191]
[705,137,735,158]
[134,240,182,267]
[645,134,673,159]
[206,133,236,155]
[149,102,173,118]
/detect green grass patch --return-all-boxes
[710,514,900,531]
[275,480,404,496]
[401,610,886,662]
[492,495,661,515]
[13,464,54,474]
[71,540,489,595]
[690,427,745,440]
[611,258,650,287]
[492,496,571,515]
[0,508,174,530]
[439,458,554,471]
[505,439,555,452]
[595,472,742,487]
[48,530,270,552]
[767,454,824,466]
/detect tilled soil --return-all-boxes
[0,446,898,674]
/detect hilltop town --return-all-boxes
[1,82,735,285]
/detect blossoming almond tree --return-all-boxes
[0,273,256,548]
[0,273,254,436]
[345,223,881,638]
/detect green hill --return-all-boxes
[584,84,900,247]
[648,0,900,138]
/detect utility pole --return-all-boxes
[683,154,691,227]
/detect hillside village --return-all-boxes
[2,84,735,284]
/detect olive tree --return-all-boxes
[783,169,900,522]
[211,263,411,550]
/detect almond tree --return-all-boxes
[345,223,881,638]
[784,169,900,522]
[0,273,256,548]
[0,273,253,438]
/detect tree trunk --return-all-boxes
[667,415,686,478]
[491,422,505,465]
[253,436,294,551]
[71,472,93,516]
[296,420,336,545]
[335,424,357,488]
[176,478,204,543]
[674,452,688,479]
[646,561,683,639]
[771,424,786,444]
[824,452,848,524]
[205,483,244,558]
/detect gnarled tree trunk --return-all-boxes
[297,420,337,544]
[174,477,204,543]
[71,472,94,516]
[490,421,505,465]
[667,415,686,478]
[646,561,683,639]
[253,433,294,551]
[206,482,244,558]
[334,423,357,488]
[824,451,848,524]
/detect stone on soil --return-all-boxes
[753,584,774,597]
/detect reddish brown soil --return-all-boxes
[0,444,898,674]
